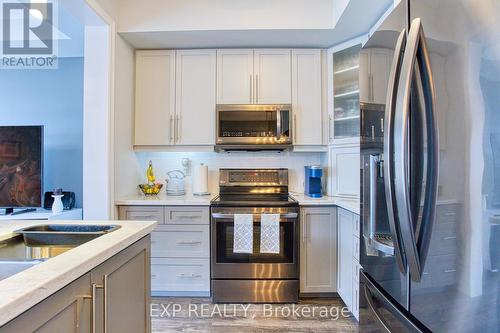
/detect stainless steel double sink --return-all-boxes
[0,224,121,282]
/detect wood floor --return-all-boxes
[151,297,359,333]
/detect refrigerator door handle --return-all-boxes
[383,28,408,274]
[394,18,439,282]
[361,271,429,333]
[364,283,392,333]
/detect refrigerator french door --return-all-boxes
[360,0,500,332]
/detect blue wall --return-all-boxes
[0,57,84,208]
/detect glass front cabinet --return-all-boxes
[328,43,362,144]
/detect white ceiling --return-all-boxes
[119,0,393,49]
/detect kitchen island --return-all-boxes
[0,219,156,331]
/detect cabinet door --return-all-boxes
[370,49,391,104]
[330,145,360,198]
[292,49,323,145]
[216,49,254,104]
[91,236,151,333]
[300,207,337,293]
[135,50,175,146]
[1,274,91,333]
[254,49,292,104]
[358,50,370,103]
[337,209,354,308]
[175,50,216,145]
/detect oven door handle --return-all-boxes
[211,213,298,219]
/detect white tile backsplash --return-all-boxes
[133,151,326,195]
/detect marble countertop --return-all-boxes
[116,192,360,214]
[115,193,215,206]
[0,219,157,326]
[290,192,360,215]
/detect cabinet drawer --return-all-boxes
[151,225,209,258]
[428,222,458,256]
[119,206,165,224]
[165,207,209,225]
[151,258,210,292]
[418,254,458,289]
[436,204,460,224]
[353,236,360,262]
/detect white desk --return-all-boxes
[0,208,82,221]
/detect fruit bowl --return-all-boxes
[139,183,163,196]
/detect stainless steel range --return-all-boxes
[210,169,299,303]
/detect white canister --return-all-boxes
[192,163,209,195]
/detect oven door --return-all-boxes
[216,104,292,146]
[211,207,299,279]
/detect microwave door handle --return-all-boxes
[384,28,407,274]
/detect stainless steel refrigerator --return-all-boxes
[359,0,500,331]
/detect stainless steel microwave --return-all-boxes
[216,104,292,151]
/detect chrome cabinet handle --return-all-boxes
[443,236,457,240]
[177,240,202,245]
[394,18,439,282]
[91,283,104,333]
[255,74,259,103]
[176,115,181,142]
[293,114,297,144]
[250,75,253,103]
[383,28,407,274]
[178,273,202,278]
[103,275,108,333]
[169,115,174,142]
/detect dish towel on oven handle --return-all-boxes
[233,214,254,254]
[260,214,280,254]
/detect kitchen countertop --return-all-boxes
[115,193,215,206]
[290,192,360,215]
[0,219,157,326]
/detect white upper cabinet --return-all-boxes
[291,49,323,145]
[134,50,176,146]
[253,49,292,104]
[359,48,391,104]
[175,49,216,145]
[370,49,391,104]
[216,49,254,104]
[329,145,360,198]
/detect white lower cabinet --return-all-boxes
[118,205,210,297]
[300,207,337,293]
[337,208,361,320]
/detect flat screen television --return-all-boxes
[0,126,43,209]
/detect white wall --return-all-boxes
[117,0,335,32]
[114,35,141,199]
[0,58,84,207]
[127,151,327,197]
[83,25,111,219]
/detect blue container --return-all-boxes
[304,166,323,198]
